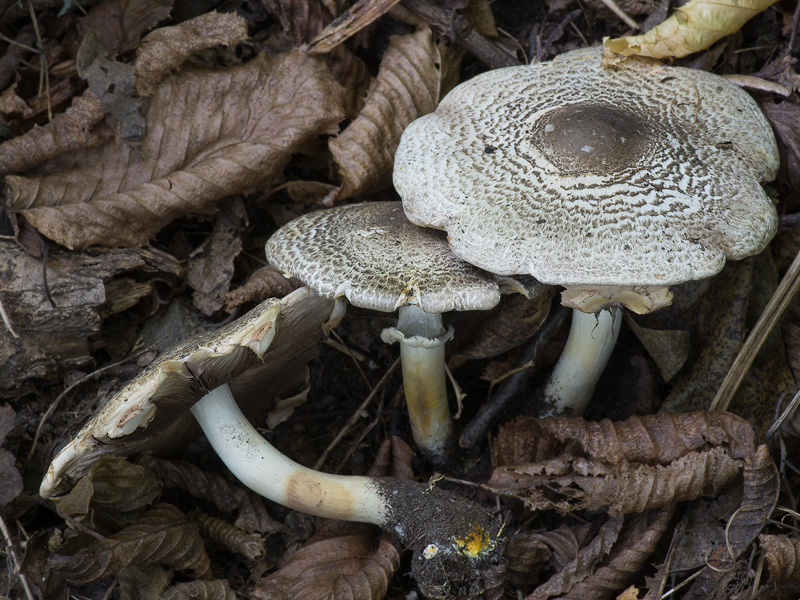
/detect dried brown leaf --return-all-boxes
[77,0,172,56]
[365,435,416,479]
[8,50,345,249]
[450,288,554,368]
[759,534,800,583]
[504,534,551,586]
[684,445,779,598]
[186,199,246,315]
[135,12,249,97]
[144,456,282,535]
[494,412,756,468]
[224,265,301,312]
[48,503,211,585]
[489,446,743,515]
[0,404,22,508]
[326,28,440,203]
[625,316,690,382]
[253,521,400,600]
[527,516,624,600]
[0,92,109,176]
[55,455,162,535]
[161,580,236,600]
[562,508,673,600]
[117,564,173,600]
[194,511,265,560]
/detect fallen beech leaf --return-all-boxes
[562,508,673,600]
[685,445,779,597]
[143,456,282,535]
[194,511,265,560]
[624,316,690,382]
[528,516,624,600]
[604,0,779,58]
[759,534,800,583]
[489,446,743,515]
[503,534,550,586]
[48,503,211,585]
[326,28,440,203]
[7,50,345,248]
[135,12,249,97]
[0,92,109,176]
[161,580,236,600]
[252,521,401,600]
[77,0,172,56]
[52,455,162,530]
[493,412,756,468]
[117,564,173,600]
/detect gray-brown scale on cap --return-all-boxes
[265,201,501,314]
[394,46,779,288]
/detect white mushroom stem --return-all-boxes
[190,383,388,524]
[381,305,455,466]
[539,306,621,417]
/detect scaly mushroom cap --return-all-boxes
[265,201,502,314]
[394,46,779,287]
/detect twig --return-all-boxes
[597,0,639,30]
[0,513,36,600]
[0,296,19,338]
[314,357,401,470]
[710,248,800,412]
[787,0,800,57]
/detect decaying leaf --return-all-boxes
[684,445,779,597]
[161,580,236,600]
[625,315,690,382]
[604,0,779,58]
[194,511,265,560]
[117,564,173,600]
[52,454,162,529]
[143,456,282,535]
[48,503,211,585]
[326,28,440,203]
[306,0,404,54]
[7,50,345,249]
[493,411,756,467]
[0,92,109,176]
[252,521,401,600]
[0,404,22,508]
[759,534,800,583]
[76,0,172,56]
[135,11,249,97]
[224,266,301,312]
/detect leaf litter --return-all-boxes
[1,0,799,599]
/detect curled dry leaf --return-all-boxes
[489,446,743,514]
[52,455,162,529]
[527,516,624,600]
[561,508,673,600]
[143,456,282,535]
[47,503,211,586]
[194,511,265,560]
[326,28,440,204]
[604,0,779,58]
[365,435,416,479]
[77,0,172,56]
[0,93,109,176]
[135,12,249,97]
[252,521,401,600]
[493,411,756,467]
[224,266,301,312]
[7,50,345,249]
[161,580,236,600]
[759,534,800,583]
[684,445,779,598]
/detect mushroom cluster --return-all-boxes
[394,46,779,416]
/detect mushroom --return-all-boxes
[41,287,504,599]
[265,201,537,464]
[393,46,779,416]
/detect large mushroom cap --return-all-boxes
[265,201,502,314]
[394,46,780,287]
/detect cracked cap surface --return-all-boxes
[265,202,502,314]
[394,46,779,287]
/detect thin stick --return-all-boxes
[597,0,639,30]
[710,249,800,412]
[0,297,19,338]
[314,358,401,470]
[0,513,35,600]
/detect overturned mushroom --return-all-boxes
[40,287,504,599]
[266,201,537,465]
[394,46,779,416]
